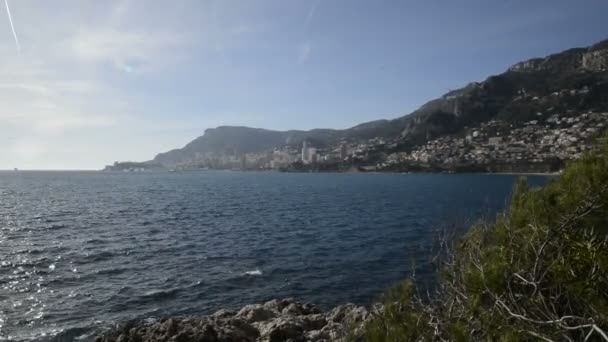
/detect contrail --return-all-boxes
[4,0,20,53]
[304,0,319,32]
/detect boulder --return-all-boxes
[301,314,327,331]
[281,303,304,316]
[258,318,304,342]
[264,298,295,313]
[96,298,373,342]
[327,304,368,324]
[320,322,344,341]
[212,309,235,319]
[214,317,259,341]
[237,304,276,323]
[301,303,322,315]
[305,329,330,342]
[327,305,353,323]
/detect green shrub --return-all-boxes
[357,137,608,341]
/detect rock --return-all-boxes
[165,318,178,335]
[259,318,304,342]
[302,303,322,315]
[173,330,194,342]
[327,304,368,325]
[344,306,368,325]
[220,317,260,341]
[264,298,295,313]
[301,314,327,331]
[194,324,217,341]
[212,309,235,318]
[320,322,344,341]
[281,303,304,316]
[305,329,330,342]
[97,298,373,342]
[327,305,353,323]
[370,302,384,315]
[583,49,608,71]
[237,304,276,323]
[97,317,259,342]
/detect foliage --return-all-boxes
[356,137,608,341]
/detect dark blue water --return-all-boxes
[0,171,552,341]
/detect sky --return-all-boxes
[0,0,607,170]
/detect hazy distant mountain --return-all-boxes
[150,39,608,167]
[152,127,341,166]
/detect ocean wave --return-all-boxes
[71,251,115,265]
[95,267,129,276]
[84,238,106,245]
[46,224,67,231]
[44,326,94,342]
[141,288,180,300]
[244,269,263,276]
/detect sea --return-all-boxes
[0,171,552,341]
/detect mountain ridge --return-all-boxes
[114,38,608,169]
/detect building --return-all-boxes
[240,155,247,169]
[301,141,318,164]
[301,141,309,162]
[302,141,317,164]
[308,148,317,164]
[340,144,348,160]
[488,137,503,146]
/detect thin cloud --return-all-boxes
[304,0,320,32]
[4,0,20,52]
[297,42,312,64]
[299,0,319,65]
[67,29,184,74]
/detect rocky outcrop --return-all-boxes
[509,40,608,74]
[96,298,374,342]
[508,57,546,72]
[582,49,608,71]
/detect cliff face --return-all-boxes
[395,39,608,144]
[582,49,608,71]
[508,57,547,72]
[146,39,608,168]
[508,40,608,73]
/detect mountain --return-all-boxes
[153,127,342,166]
[147,39,608,168]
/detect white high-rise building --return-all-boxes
[301,141,309,162]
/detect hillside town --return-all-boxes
[168,140,350,171]
[159,109,608,173]
[384,111,608,172]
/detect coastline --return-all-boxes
[483,171,561,176]
[96,298,373,342]
[100,168,562,176]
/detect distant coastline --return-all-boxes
[106,39,608,176]
[100,166,561,176]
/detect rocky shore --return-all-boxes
[96,298,375,342]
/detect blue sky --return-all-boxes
[1,0,607,169]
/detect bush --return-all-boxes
[357,137,608,341]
